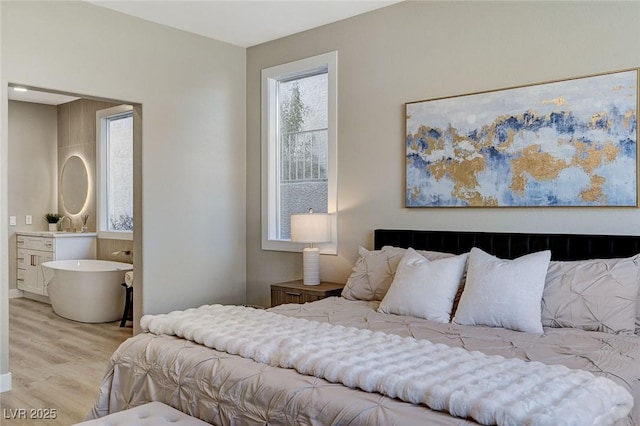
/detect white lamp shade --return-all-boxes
[290,213,331,244]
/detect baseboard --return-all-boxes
[8,289,23,299]
[22,292,50,304]
[0,372,11,393]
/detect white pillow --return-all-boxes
[453,247,551,333]
[378,248,468,323]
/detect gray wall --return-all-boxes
[57,99,135,262]
[1,0,246,385]
[7,100,58,291]
[7,99,134,293]
[246,1,640,307]
[57,98,119,233]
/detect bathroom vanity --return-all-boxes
[16,232,97,297]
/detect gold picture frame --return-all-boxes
[405,69,639,207]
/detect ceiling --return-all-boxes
[86,0,402,48]
[8,1,401,105]
[8,86,80,105]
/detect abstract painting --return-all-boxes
[406,69,638,207]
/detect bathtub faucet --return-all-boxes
[112,250,132,260]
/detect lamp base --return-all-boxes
[302,247,320,285]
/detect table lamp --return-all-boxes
[290,209,331,285]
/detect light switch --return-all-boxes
[9,216,16,226]
[26,215,32,225]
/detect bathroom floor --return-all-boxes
[0,298,131,425]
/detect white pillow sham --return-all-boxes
[453,247,551,333]
[378,248,468,323]
[341,246,405,301]
[637,297,640,335]
[542,256,640,335]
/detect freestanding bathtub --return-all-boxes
[41,259,134,323]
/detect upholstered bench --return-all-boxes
[74,402,209,425]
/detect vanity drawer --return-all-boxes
[16,268,25,291]
[17,235,55,252]
[16,248,26,269]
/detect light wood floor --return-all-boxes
[0,298,132,425]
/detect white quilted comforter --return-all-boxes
[140,304,633,426]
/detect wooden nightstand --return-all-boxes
[271,280,344,307]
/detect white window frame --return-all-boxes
[261,51,338,254]
[96,104,134,241]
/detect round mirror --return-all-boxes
[61,155,88,214]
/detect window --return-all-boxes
[261,52,337,253]
[96,105,134,240]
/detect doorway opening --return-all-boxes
[4,84,142,413]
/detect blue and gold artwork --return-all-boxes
[406,69,638,207]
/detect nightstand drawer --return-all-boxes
[272,291,323,306]
[271,280,344,307]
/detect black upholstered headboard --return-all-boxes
[374,229,640,261]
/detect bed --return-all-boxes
[87,229,640,425]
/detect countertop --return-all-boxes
[16,231,97,238]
